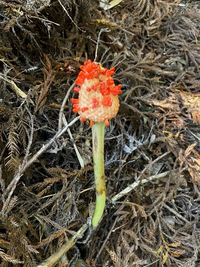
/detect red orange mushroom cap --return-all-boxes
[71,60,122,126]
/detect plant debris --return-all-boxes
[0,0,200,266]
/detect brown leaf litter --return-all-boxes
[0,0,200,266]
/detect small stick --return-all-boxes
[37,223,88,267]
[111,171,170,203]
[2,116,80,208]
[111,151,171,203]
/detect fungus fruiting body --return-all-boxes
[71,60,122,127]
[71,60,121,228]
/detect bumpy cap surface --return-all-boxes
[71,60,122,126]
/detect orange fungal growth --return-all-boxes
[71,60,122,126]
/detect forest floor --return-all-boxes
[0,0,200,266]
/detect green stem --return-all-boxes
[92,122,106,228]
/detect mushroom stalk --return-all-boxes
[92,122,106,228]
[71,60,122,229]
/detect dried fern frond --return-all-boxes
[1,196,18,217]
[4,108,30,171]
[34,55,55,114]
[0,249,23,264]
[5,114,20,170]
[36,228,67,248]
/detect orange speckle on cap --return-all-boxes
[92,98,99,109]
[71,60,122,126]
